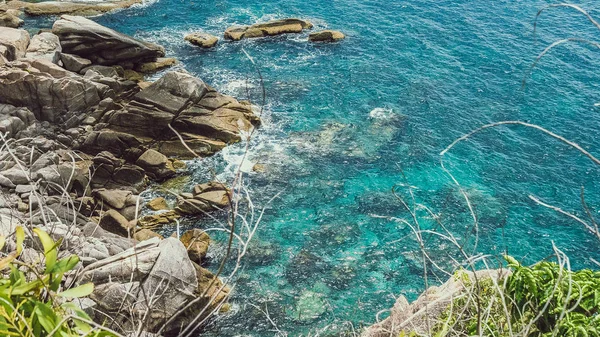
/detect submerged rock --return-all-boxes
[224,18,313,41]
[52,15,165,66]
[185,32,218,48]
[291,291,327,322]
[309,30,345,42]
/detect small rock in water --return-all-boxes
[308,30,345,43]
[292,291,327,322]
[224,18,313,41]
[184,32,218,48]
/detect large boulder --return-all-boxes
[52,15,165,66]
[0,27,29,61]
[224,18,313,41]
[79,237,229,335]
[25,32,62,63]
[0,59,112,121]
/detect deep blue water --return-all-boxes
[26,0,600,335]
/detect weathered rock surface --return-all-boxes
[309,30,345,42]
[83,71,258,159]
[0,59,113,121]
[0,27,29,61]
[79,237,228,335]
[25,32,62,63]
[52,15,165,66]
[224,18,313,41]
[60,52,91,72]
[185,32,218,48]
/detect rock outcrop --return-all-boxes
[185,32,218,48]
[309,30,345,42]
[0,59,113,121]
[224,18,313,41]
[79,237,229,335]
[52,15,165,66]
[8,0,144,17]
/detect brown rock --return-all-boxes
[99,209,135,236]
[134,228,163,241]
[184,33,218,48]
[224,18,313,41]
[308,30,345,42]
[147,197,169,211]
[138,210,180,229]
[180,228,210,264]
[93,188,132,209]
[175,197,210,215]
[195,190,230,209]
[135,57,177,73]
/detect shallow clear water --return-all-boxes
[27,0,600,335]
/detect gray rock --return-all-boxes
[25,32,62,63]
[93,189,132,209]
[0,27,29,61]
[78,237,217,334]
[15,184,35,194]
[0,59,113,121]
[0,167,29,185]
[0,174,16,188]
[52,15,165,65]
[30,152,60,172]
[59,52,91,73]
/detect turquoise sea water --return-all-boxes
[27,0,600,335]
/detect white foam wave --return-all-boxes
[369,107,396,120]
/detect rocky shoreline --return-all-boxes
[0,12,260,336]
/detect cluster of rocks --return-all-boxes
[0,13,259,337]
[185,18,345,49]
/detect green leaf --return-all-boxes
[34,302,57,333]
[57,283,94,299]
[51,255,79,274]
[33,228,59,273]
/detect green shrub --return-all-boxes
[0,227,117,337]
[433,256,600,337]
